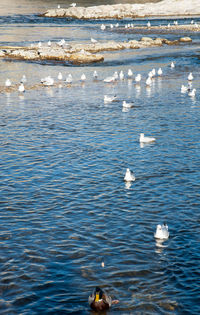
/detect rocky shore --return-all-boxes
[0,36,192,65]
[41,0,200,19]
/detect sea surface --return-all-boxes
[0,0,200,314]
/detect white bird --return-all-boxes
[122,101,133,108]
[58,72,63,80]
[171,61,175,68]
[20,74,27,84]
[124,168,135,182]
[157,68,163,76]
[66,74,72,84]
[174,20,178,25]
[41,76,54,86]
[151,68,156,77]
[181,85,188,93]
[146,76,152,86]
[167,23,171,28]
[91,38,97,43]
[191,20,194,24]
[148,71,153,78]
[38,42,42,48]
[100,24,106,31]
[18,83,25,93]
[110,24,113,29]
[93,70,98,79]
[104,95,116,103]
[128,69,133,77]
[115,23,119,28]
[188,88,196,97]
[5,79,12,87]
[70,3,76,7]
[135,74,141,83]
[147,21,151,27]
[139,133,156,143]
[48,40,51,47]
[119,70,124,80]
[188,72,193,81]
[154,224,169,240]
[57,4,60,9]
[58,39,65,47]
[81,73,86,81]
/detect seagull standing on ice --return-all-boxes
[128,69,133,77]
[157,68,163,76]
[81,73,86,82]
[124,168,135,182]
[5,79,12,87]
[48,40,52,47]
[154,223,169,240]
[93,71,98,79]
[140,133,156,143]
[41,76,54,86]
[18,83,25,93]
[58,72,63,80]
[66,74,72,84]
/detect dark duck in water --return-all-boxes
[88,287,119,312]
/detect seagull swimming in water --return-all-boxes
[140,133,156,143]
[122,101,133,109]
[104,95,116,103]
[124,168,135,182]
[188,72,193,81]
[41,76,54,86]
[181,84,189,93]
[171,61,175,68]
[93,70,98,79]
[128,69,133,77]
[100,24,106,30]
[188,88,196,97]
[154,223,169,240]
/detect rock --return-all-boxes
[141,37,153,42]
[179,36,192,42]
[69,52,104,64]
[0,50,5,57]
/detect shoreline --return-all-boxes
[40,1,200,20]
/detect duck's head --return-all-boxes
[94,287,103,302]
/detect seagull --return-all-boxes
[147,21,151,27]
[124,168,135,182]
[70,3,76,7]
[18,83,25,93]
[38,42,42,48]
[104,95,116,103]
[91,38,97,43]
[135,74,141,83]
[151,68,156,77]
[191,20,194,24]
[48,40,52,47]
[146,76,152,86]
[181,85,188,93]
[66,74,72,84]
[81,73,86,81]
[188,88,196,97]
[20,75,27,84]
[119,70,124,80]
[154,223,169,240]
[171,61,175,68]
[110,24,113,29]
[122,101,133,108]
[5,79,12,87]
[58,39,65,47]
[58,72,63,80]
[93,71,98,79]
[41,76,54,86]
[100,24,106,31]
[139,133,156,143]
[57,4,60,9]
[128,69,133,77]
[188,72,193,81]
[157,68,163,76]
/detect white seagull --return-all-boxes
[146,76,152,86]
[93,70,98,79]
[124,168,135,182]
[104,95,116,103]
[70,3,76,7]
[100,24,106,31]
[18,83,25,93]
[181,85,188,93]
[41,76,54,86]
[20,75,27,84]
[188,72,193,81]
[122,101,133,108]
[154,223,169,240]
[81,73,86,81]
[171,61,175,68]
[5,79,12,87]
[135,74,141,83]
[58,72,63,80]
[91,38,97,43]
[140,133,156,143]
[128,69,133,77]
[188,88,196,97]
[157,68,163,76]
[66,74,72,84]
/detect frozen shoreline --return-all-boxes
[41,0,200,19]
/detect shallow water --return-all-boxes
[0,1,200,314]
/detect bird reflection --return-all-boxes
[146,86,151,97]
[45,88,54,97]
[155,239,167,254]
[125,181,132,189]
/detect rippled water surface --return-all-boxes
[0,1,200,314]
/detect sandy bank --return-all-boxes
[0,36,192,65]
[41,0,200,19]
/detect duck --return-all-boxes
[154,223,169,240]
[124,168,135,182]
[140,133,156,143]
[88,287,119,312]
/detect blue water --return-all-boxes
[0,1,200,314]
